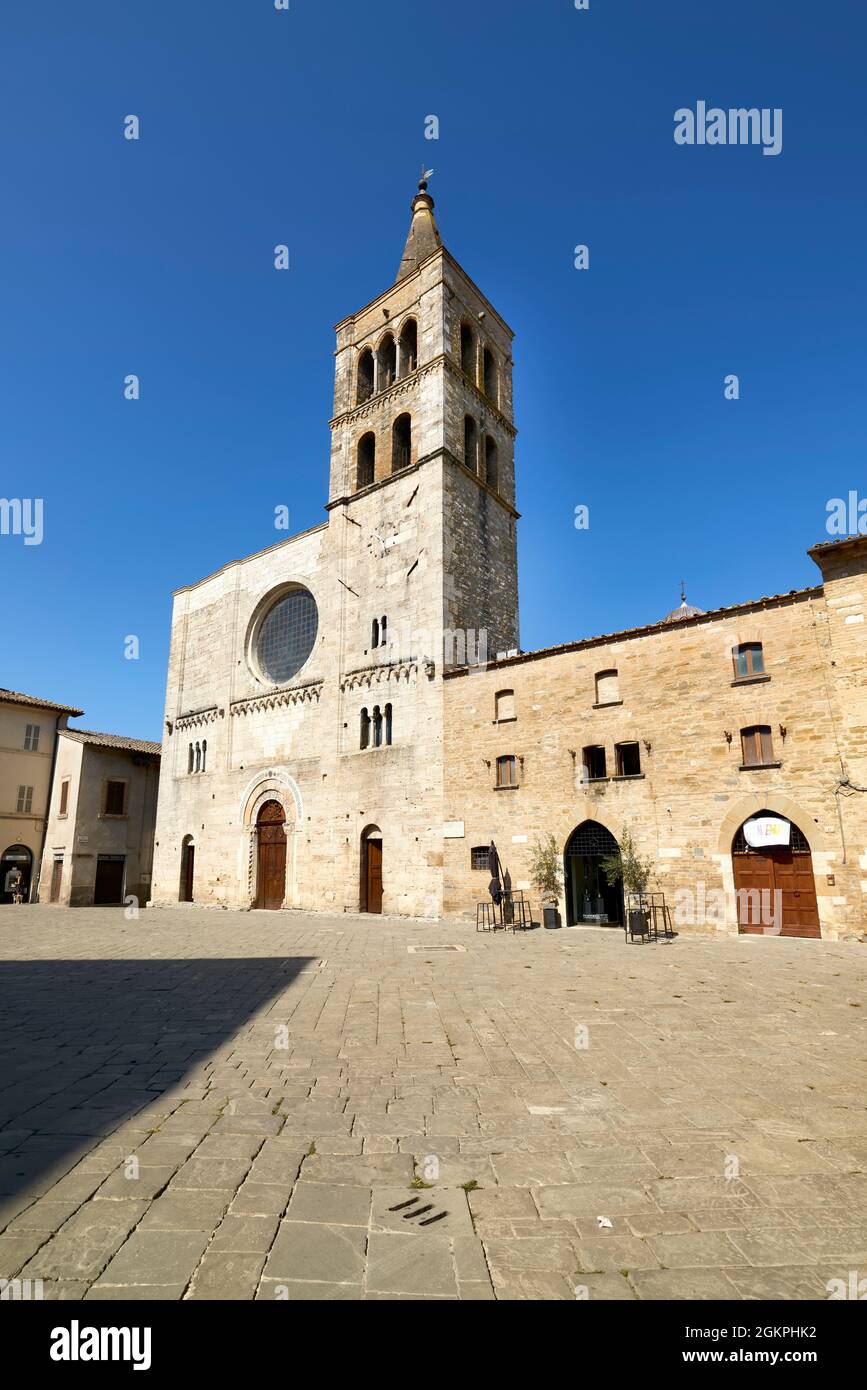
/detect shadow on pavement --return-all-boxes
[0,955,312,1202]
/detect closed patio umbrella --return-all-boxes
[487,840,503,905]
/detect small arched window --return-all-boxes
[372,705,383,748]
[371,618,379,648]
[483,346,497,403]
[357,432,375,490]
[398,318,418,377]
[360,708,370,750]
[356,348,374,404]
[495,689,515,722]
[392,414,412,473]
[384,703,393,746]
[595,669,620,705]
[188,744,194,774]
[464,415,477,472]
[377,333,396,392]
[460,322,476,379]
[733,643,765,679]
[380,615,388,647]
[484,436,498,490]
[194,742,201,773]
[201,739,207,772]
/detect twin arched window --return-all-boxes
[354,415,413,492]
[360,704,393,749]
[188,740,207,774]
[355,320,419,406]
[458,322,499,406]
[371,615,388,648]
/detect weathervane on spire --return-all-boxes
[419,165,434,189]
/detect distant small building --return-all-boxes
[0,688,83,903]
[38,730,161,907]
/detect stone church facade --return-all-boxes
[151,184,867,940]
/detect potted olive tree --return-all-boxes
[528,834,564,928]
[600,827,655,937]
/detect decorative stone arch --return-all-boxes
[716,795,829,856]
[240,770,304,909]
[714,794,830,938]
[562,818,624,927]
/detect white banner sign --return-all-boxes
[743,816,791,849]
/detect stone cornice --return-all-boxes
[329,354,516,439]
[340,658,435,691]
[329,362,437,430]
[230,682,323,716]
[174,706,223,731]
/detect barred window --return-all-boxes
[471,846,490,871]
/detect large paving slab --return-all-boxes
[0,904,865,1300]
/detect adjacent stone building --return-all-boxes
[150,183,867,940]
[38,730,161,906]
[0,688,83,903]
[443,539,867,940]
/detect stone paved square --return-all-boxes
[1,904,865,1300]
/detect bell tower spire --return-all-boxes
[395,170,441,283]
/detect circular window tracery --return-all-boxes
[255,586,318,684]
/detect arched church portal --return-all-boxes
[257,800,287,910]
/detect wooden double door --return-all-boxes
[733,847,820,938]
[257,801,287,910]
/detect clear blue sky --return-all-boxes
[2,1,864,741]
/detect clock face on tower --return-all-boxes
[368,521,399,559]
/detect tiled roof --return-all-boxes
[445,585,823,677]
[62,729,161,756]
[0,688,84,715]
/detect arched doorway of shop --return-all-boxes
[564,821,623,927]
[360,825,383,914]
[731,810,820,939]
[256,801,287,910]
[1,844,32,903]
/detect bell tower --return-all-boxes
[327,177,520,665]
